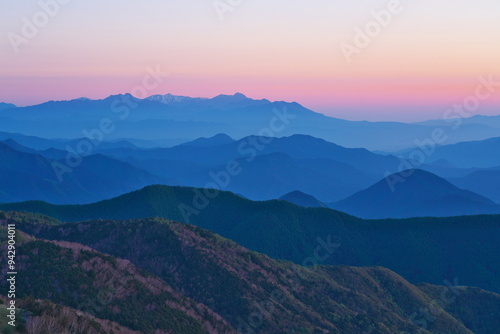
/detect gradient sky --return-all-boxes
[1,0,499,121]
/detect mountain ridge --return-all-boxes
[3,94,500,150]
[279,190,327,208]
[2,184,499,294]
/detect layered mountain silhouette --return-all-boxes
[3,130,500,210]
[98,133,402,171]
[95,134,403,201]
[0,131,144,151]
[0,142,169,204]
[1,92,500,333]
[2,184,499,294]
[0,131,68,151]
[331,169,500,219]
[397,136,500,169]
[179,133,235,147]
[2,94,500,150]
[2,211,499,334]
[0,134,398,203]
[0,102,15,110]
[449,169,500,203]
[181,151,379,201]
[0,132,402,202]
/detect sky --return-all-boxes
[1,0,499,121]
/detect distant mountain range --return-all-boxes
[396,136,500,168]
[0,130,156,150]
[415,114,500,132]
[3,93,500,151]
[1,211,499,334]
[2,184,499,295]
[331,169,500,219]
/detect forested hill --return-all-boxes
[1,211,499,334]
[1,184,500,296]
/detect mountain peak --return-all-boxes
[387,169,460,189]
[179,133,234,147]
[279,190,326,208]
[211,92,249,102]
[333,169,499,218]
[0,102,17,110]
[147,93,195,104]
[103,93,137,101]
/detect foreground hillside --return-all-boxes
[2,185,499,295]
[0,226,233,334]
[2,212,499,333]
